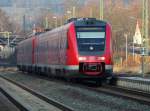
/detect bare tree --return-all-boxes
[0,9,13,32]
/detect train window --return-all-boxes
[76,27,106,55]
[77,32,105,38]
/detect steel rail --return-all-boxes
[91,85,150,105]
[0,87,28,111]
[0,75,74,111]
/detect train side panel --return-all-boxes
[104,24,113,73]
[66,24,79,66]
[17,38,33,71]
[31,24,71,75]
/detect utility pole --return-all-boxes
[124,33,128,67]
[141,0,149,76]
[44,16,49,29]
[67,10,71,20]
[142,0,149,53]
[6,32,10,47]
[53,16,57,28]
[90,8,93,18]
[99,0,104,20]
[72,6,76,18]
[23,15,26,34]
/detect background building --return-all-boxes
[133,21,142,45]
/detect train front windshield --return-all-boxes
[76,27,106,55]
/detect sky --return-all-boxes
[0,0,131,7]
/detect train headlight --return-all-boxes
[98,57,105,61]
[79,57,87,61]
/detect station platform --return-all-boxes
[116,74,150,93]
[0,77,62,111]
[0,91,19,111]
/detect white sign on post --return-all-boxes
[141,47,148,56]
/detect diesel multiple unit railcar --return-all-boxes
[17,18,113,81]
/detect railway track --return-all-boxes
[68,79,150,105]
[1,71,150,108]
[0,75,74,111]
[72,77,150,105]
[91,85,150,105]
[0,87,27,111]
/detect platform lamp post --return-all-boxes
[132,40,135,60]
[124,33,128,67]
[141,47,145,77]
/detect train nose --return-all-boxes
[79,62,104,75]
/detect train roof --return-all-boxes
[67,18,107,27]
[17,18,109,46]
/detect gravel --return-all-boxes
[1,71,150,111]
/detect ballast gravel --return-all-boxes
[1,71,150,111]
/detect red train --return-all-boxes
[17,18,113,82]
